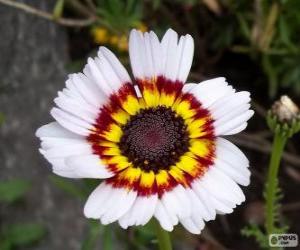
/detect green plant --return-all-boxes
[243,96,300,249]
[95,0,144,33]
[0,179,46,249]
[0,179,31,203]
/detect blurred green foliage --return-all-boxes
[0,223,46,250]
[228,0,300,97]
[89,0,300,98]
[0,179,46,249]
[95,0,143,33]
[49,176,159,250]
[0,179,31,203]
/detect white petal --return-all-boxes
[54,93,97,124]
[65,154,114,179]
[134,85,142,98]
[142,32,155,78]
[213,104,250,127]
[84,182,113,218]
[36,122,82,139]
[210,90,253,135]
[65,78,86,104]
[180,217,201,234]
[191,180,217,219]
[209,167,246,202]
[71,73,106,108]
[215,138,251,185]
[100,189,137,225]
[40,137,85,150]
[215,110,254,136]
[160,191,179,225]
[180,217,204,234]
[118,194,158,228]
[129,30,163,79]
[99,47,131,84]
[161,29,179,82]
[154,200,174,232]
[85,58,113,96]
[225,122,248,135]
[50,108,92,136]
[149,31,163,76]
[186,77,234,108]
[129,29,145,79]
[210,91,250,119]
[186,189,213,221]
[172,185,192,218]
[161,29,194,83]
[200,170,243,205]
[53,169,81,178]
[209,195,234,214]
[161,185,191,221]
[176,34,194,83]
[95,53,121,92]
[215,159,251,186]
[217,137,249,164]
[129,29,194,83]
[43,143,91,159]
[182,83,197,92]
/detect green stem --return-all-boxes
[103,225,113,250]
[154,220,172,250]
[265,132,287,235]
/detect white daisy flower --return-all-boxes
[36,29,254,234]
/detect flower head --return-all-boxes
[36,29,254,234]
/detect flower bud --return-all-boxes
[271,95,299,123]
[267,95,300,138]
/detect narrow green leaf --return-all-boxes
[0,179,31,203]
[81,220,102,250]
[53,0,65,20]
[237,13,251,40]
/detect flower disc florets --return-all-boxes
[119,106,190,173]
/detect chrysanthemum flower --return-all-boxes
[36,29,254,234]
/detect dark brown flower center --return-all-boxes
[119,106,190,173]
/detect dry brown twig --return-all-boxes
[0,0,96,27]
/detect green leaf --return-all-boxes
[53,0,65,20]
[0,179,31,203]
[3,223,46,247]
[49,175,86,199]
[237,13,251,40]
